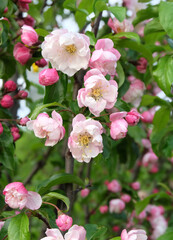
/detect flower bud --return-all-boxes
[1,95,14,108]
[19,117,30,126]
[141,111,154,123]
[137,57,148,73]
[35,58,47,68]
[112,226,120,232]
[39,69,59,86]
[11,131,20,142]
[23,15,35,26]
[4,7,8,13]
[4,80,17,92]
[125,109,141,126]
[21,25,38,46]
[0,123,3,135]
[13,43,31,65]
[56,214,73,231]
[17,90,28,99]
[109,199,125,213]
[81,188,90,198]
[121,194,131,203]
[107,180,121,193]
[131,182,140,191]
[11,126,19,133]
[99,205,108,214]
[18,2,29,12]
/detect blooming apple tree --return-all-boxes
[0,0,173,239]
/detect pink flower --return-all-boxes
[109,199,125,213]
[17,90,28,99]
[56,214,73,231]
[121,194,131,203]
[77,69,118,116]
[19,116,30,126]
[68,114,103,163]
[41,225,86,240]
[13,43,32,65]
[142,151,158,167]
[141,139,151,149]
[107,179,121,193]
[131,182,140,190]
[0,221,5,230]
[138,210,147,220]
[27,111,65,146]
[89,39,121,76]
[81,188,90,198]
[35,58,47,67]
[122,77,145,107]
[39,68,59,86]
[3,182,42,210]
[137,57,148,73]
[141,110,154,123]
[41,29,90,76]
[110,112,128,140]
[99,205,108,214]
[21,25,38,46]
[4,80,17,92]
[121,229,148,240]
[125,109,141,126]
[108,18,134,33]
[0,123,3,135]
[11,131,20,142]
[0,95,14,108]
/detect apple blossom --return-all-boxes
[21,25,38,46]
[27,111,65,146]
[4,80,17,92]
[39,68,59,86]
[110,112,128,140]
[131,182,140,190]
[13,42,32,65]
[107,179,121,193]
[89,38,121,76]
[81,188,90,198]
[125,109,141,126]
[68,114,103,163]
[121,229,148,240]
[142,151,158,167]
[0,221,5,230]
[3,182,42,210]
[141,110,154,123]
[41,29,90,76]
[121,194,131,203]
[77,69,118,116]
[0,95,14,108]
[109,199,125,213]
[19,116,30,126]
[108,18,134,33]
[23,15,35,26]
[99,205,108,214]
[17,90,28,99]
[137,57,148,73]
[56,214,73,231]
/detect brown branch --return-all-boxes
[93,12,102,37]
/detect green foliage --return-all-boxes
[159,2,173,39]
[85,224,107,240]
[43,192,70,211]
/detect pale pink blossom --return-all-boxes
[121,229,148,240]
[13,42,32,65]
[122,77,145,107]
[110,112,128,140]
[77,69,118,116]
[150,215,167,240]
[141,139,151,149]
[121,194,131,203]
[108,18,134,33]
[3,182,42,210]
[41,29,90,76]
[123,0,146,19]
[89,38,121,76]
[99,205,108,214]
[39,68,59,86]
[138,210,146,220]
[109,199,125,213]
[125,109,141,126]
[56,214,73,231]
[80,188,90,198]
[0,221,5,230]
[131,182,140,190]
[107,179,121,193]
[27,111,65,146]
[142,151,158,167]
[21,25,38,46]
[68,114,103,163]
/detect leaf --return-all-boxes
[35,28,49,37]
[0,124,15,170]
[114,99,130,112]
[159,2,173,39]
[157,231,173,240]
[63,0,76,10]
[111,32,140,43]
[133,5,158,26]
[0,0,8,16]
[0,59,5,78]
[85,224,107,240]
[37,173,85,195]
[141,95,171,108]
[135,194,156,215]
[8,213,30,240]
[85,31,96,46]
[109,238,121,240]
[116,62,125,87]
[144,18,163,35]
[153,55,173,97]
[128,125,147,144]
[108,6,126,22]
[43,192,70,212]
[30,102,68,119]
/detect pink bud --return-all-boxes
[18,2,29,12]
[12,131,20,142]
[125,109,141,126]
[109,199,125,213]
[35,58,47,68]
[11,126,19,133]
[4,7,8,13]
[131,182,140,191]
[0,221,5,231]
[121,194,131,203]
[19,117,30,126]
[17,90,28,99]
[1,95,14,108]
[110,112,128,140]
[141,111,154,123]
[4,80,17,92]
[39,69,59,86]
[137,57,148,73]
[112,225,120,232]
[13,43,31,65]
[19,0,32,3]
[81,188,90,198]
[0,123,3,135]
[99,205,108,214]
[21,25,38,46]
[107,180,121,193]
[55,214,73,231]
[23,15,35,27]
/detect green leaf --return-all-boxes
[37,173,85,195]
[43,192,70,212]
[135,193,156,215]
[133,6,158,26]
[108,6,126,22]
[153,55,173,97]
[30,102,68,119]
[114,99,130,112]
[35,28,49,37]
[116,62,125,87]
[94,0,108,16]
[85,31,96,46]
[144,18,163,35]
[0,124,15,170]
[128,125,147,144]
[141,95,171,108]
[111,32,140,43]
[8,213,30,240]
[152,106,170,133]
[0,0,8,16]
[157,231,173,240]
[63,0,76,10]
[159,2,173,39]
[0,59,5,78]
[109,237,121,240]
[85,224,107,240]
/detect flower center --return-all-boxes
[91,88,102,100]
[78,134,92,147]
[65,44,76,54]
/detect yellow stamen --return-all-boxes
[78,134,91,147]
[32,63,39,72]
[91,87,102,100]
[65,44,76,54]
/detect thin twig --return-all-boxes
[93,12,102,37]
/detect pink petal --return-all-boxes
[110,112,127,121]
[25,191,42,210]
